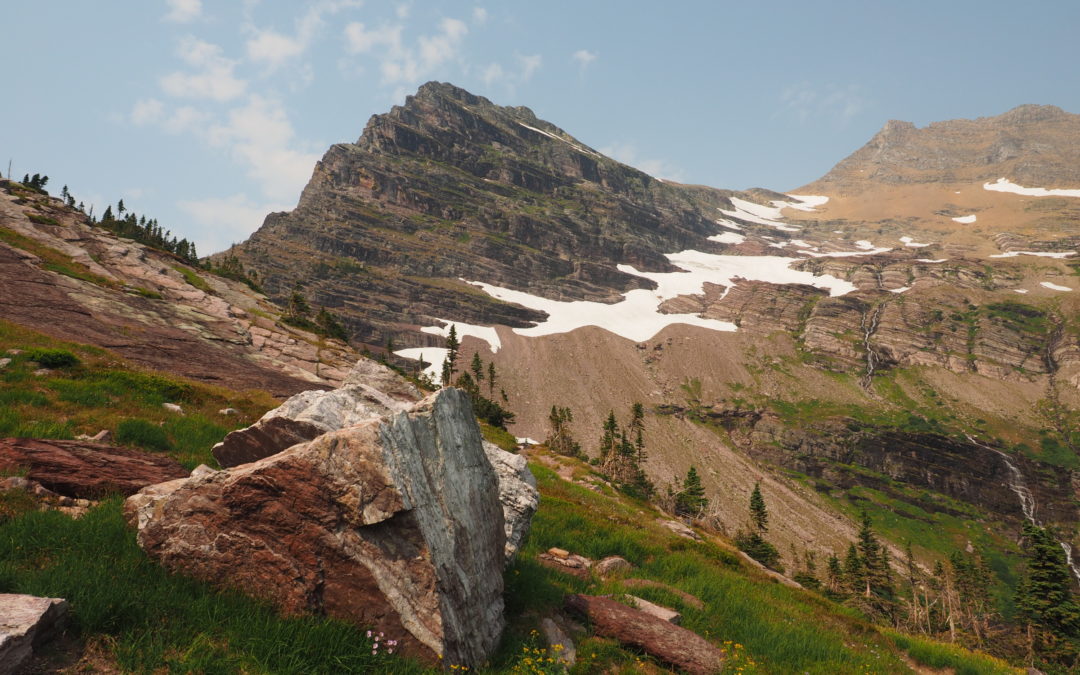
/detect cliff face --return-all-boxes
[231,82,739,347]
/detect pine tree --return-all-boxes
[675,466,707,517]
[1016,523,1080,649]
[441,325,460,386]
[471,352,484,384]
[546,405,580,457]
[487,361,497,397]
[117,199,126,215]
[749,482,768,532]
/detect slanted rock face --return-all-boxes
[0,594,69,675]
[126,388,506,667]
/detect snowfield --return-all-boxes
[1041,282,1073,292]
[951,215,977,224]
[983,178,1080,198]
[420,319,502,352]
[990,251,1076,259]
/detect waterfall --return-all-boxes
[859,302,887,389]
[967,434,1080,585]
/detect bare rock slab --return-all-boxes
[0,594,69,675]
[625,595,681,624]
[126,388,506,668]
[0,438,188,498]
[565,594,723,675]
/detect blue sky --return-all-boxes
[3,1,1079,255]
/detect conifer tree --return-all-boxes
[441,325,460,386]
[675,466,707,517]
[545,405,580,457]
[487,361,497,397]
[471,352,484,384]
[750,482,768,532]
[1015,523,1080,649]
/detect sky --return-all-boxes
[3,1,1080,255]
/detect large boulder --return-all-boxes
[126,388,506,667]
[211,360,419,467]
[0,438,188,498]
[211,360,538,564]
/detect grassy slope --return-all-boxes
[0,323,1020,673]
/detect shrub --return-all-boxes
[115,419,172,452]
[27,348,80,369]
[734,530,784,572]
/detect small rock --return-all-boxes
[0,358,10,369]
[0,594,70,674]
[658,519,700,540]
[548,547,570,559]
[623,579,705,610]
[90,429,111,443]
[32,368,51,377]
[162,403,184,414]
[218,407,239,416]
[595,556,633,577]
[540,617,576,667]
[625,595,681,624]
[4,349,21,356]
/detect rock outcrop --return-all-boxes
[0,594,69,675]
[126,388,517,667]
[211,360,537,562]
[0,438,188,498]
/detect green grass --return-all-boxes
[172,264,212,292]
[0,499,425,674]
[0,226,117,287]
[0,319,278,468]
[889,632,1017,674]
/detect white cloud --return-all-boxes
[572,49,597,72]
[780,82,869,125]
[480,63,503,86]
[161,37,246,101]
[473,7,488,24]
[344,22,402,54]
[396,3,411,19]
[163,0,202,23]
[245,0,364,70]
[179,193,293,254]
[131,98,164,125]
[599,142,685,182]
[517,53,541,81]
[345,15,469,86]
[206,95,320,200]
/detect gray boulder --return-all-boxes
[0,594,69,675]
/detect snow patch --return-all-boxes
[719,197,801,232]
[783,194,829,211]
[393,347,449,382]
[1014,289,1029,294]
[952,214,977,224]
[709,231,746,245]
[990,251,1076,259]
[515,437,540,446]
[517,122,601,158]
[464,251,857,342]
[854,240,876,250]
[917,258,948,263]
[1041,282,1073,292]
[899,236,930,248]
[715,218,743,231]
[420,319,501,352]
[889,286,910,294]
[983,178,1080,198]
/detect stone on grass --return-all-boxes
[0,594,69,675]
[540,617,576,667]
[625,595,681,624]
[564,594,723,675]
[595,555,633,577]
[162,402,183,414]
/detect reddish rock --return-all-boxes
[211,416,325,468]
[564,594,724,675]
[622,579,705,610]
[126,388,507,668]
[0,438,188,498]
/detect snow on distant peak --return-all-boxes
[709,231,746,245]
[783,194,829,211]
[719,197,801,232]
[457,250,856,343]
[917,258,948,263]
[952,215,977,224]
[517,121,602,157]
[990,251,1076,259]
[1041,281,1073,292]
[983,178,1080,198]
